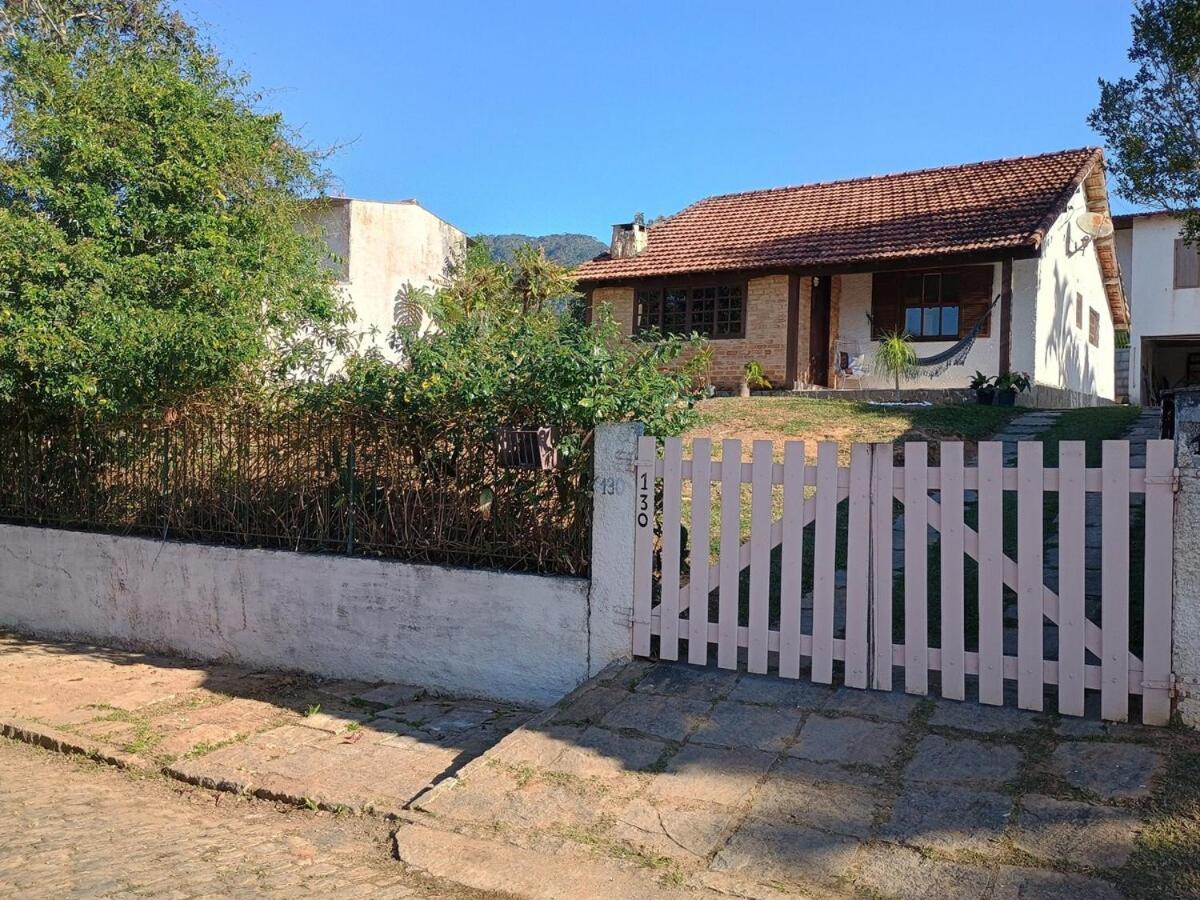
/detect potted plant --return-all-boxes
[740,360,771,398]
[969,371,996,406]
[874,330,919,400]
[993,371,1032,407]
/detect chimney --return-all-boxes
[610,212,648,258]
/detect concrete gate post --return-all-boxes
[1172,389,1200,725]
[587,421,644,676]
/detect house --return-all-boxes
[575,148,1129,407]
[1113,211,1200,405]
[302,198,467,357]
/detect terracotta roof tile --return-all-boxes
[575,148,1103,284]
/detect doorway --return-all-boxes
[809,276,832,386]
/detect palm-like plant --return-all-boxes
[874,330,919,399]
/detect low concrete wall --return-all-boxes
[0,524,591,707]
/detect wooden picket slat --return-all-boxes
[747,441,774,674]
[717,439,742,670]
[939,442,966,701]
[1142,440,1174,725]
[902,443,929,695]
[1016,441,1044,711]
[778,441,806,679]
[632,435,657,657]
[812,442,839,683]
[977,441,1005,706]
[1057,441,1087,718]
[636,432,1172,728]
[844,444,871,689]
[871,443,894,691]
[688,439,713,666]
[659,438,683,661]
[1101,440,1131,722]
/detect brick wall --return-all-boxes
[591,277,803,390]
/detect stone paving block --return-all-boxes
[600,692,712,741]
[550,726,666,779]
[826,686,921,722]
[612,797,741,864]
[789,714,903,768]
[991,866,1124,900]
[634,663,736,701]
[375,700,459,727]
[1049,741,1163,799]
[880,784,1012,854]
[690,701,804,752]
[295,708,373,734]
[904,734,1022,788]
[420,706,498,736]
[547,686,627,725]
[1012,795,1140,868]
[725,674,835,709]
[485,724,583,769]
[927,699,1041,734]
[648,744,776,807]
[750,757,884,838]
[852,842,995,899]
[352,683,426,707]
[710,818,859,892]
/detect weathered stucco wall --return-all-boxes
[0,525,590,707]
[303,200,467,360]
[1028,182,1115,403]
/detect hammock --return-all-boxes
[868,294,1001,379]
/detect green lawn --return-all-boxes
[687,396,1023,463]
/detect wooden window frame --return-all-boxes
[1088,308,1100,347]
[1175,238,1200,289]
[634,279,747,339]
[900,271,962,342]
[1075,292,1084,331]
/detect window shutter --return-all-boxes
[1174,238,1200,289]
[870,272,903,339]
[956,265,994,338]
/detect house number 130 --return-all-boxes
[637,471,651,528]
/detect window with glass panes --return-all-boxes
[635,283,745,338]
[901,272,960,339]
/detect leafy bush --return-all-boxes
[300,246,708,456]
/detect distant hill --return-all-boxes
[479,233,608,268]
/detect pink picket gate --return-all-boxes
[632,437,1177,726]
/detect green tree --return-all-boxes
[0,0,348,417]
[1090,0,1200,241]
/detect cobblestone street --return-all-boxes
[0,739,467,898]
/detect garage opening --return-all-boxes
[1141,336,1200,405]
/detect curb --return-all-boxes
[0,718,146,771]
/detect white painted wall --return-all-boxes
[0,525,589,707]
[304,199,467,359]
[1026,183,1116,403]
[835,266,1002,390]
[1125,214,1200,402]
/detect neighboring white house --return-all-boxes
[576,148,1128,407]
[1113,211,1200,405]
[302,198,467,358]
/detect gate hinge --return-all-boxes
[1171,672,1200,699]
[1146,471,1180,490]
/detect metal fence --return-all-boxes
[0,406,592,576]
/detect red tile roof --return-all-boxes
[575,148,1104,284]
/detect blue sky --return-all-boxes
[184,0,1139,241]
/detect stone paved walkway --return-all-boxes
[398,659,1179,899]
[0,738,460,898]
[0,631,532,816]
